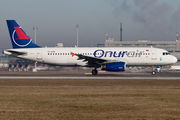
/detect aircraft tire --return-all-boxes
[92,69,98,75]
[151,71,156,75]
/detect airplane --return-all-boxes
[3,20,178,75]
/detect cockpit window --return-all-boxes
[163,52,170,55]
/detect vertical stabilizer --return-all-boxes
[6,20,41,49]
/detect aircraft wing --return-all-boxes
[71,52,110,66]
[76,54,107,64]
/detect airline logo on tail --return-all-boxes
[12,26,32,47]
[6,20,40,49]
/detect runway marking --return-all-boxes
[85,73,92,75]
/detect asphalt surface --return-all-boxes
[0,69,180,79]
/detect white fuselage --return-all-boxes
[4,47,177,67]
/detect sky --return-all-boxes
[1,0,180,48]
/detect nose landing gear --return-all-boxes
[151,71,156,75]
[151,66,156,75]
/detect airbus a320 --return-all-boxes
[3,20,177,75]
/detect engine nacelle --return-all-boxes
[101,62,125,72]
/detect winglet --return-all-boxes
[71,52,76,57]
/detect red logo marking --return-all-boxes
[14,27,29,40]
[71,52,76,57]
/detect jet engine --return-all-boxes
[101,62,125,72]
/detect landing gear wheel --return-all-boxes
[92,69,98,75]
[151,71,156,75]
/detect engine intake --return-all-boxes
[101,62,125,72]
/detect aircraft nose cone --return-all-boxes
[172,56,178,63]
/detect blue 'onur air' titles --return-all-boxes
[93,49,127,58]
[93,49,146,58]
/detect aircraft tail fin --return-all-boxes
[6,20,41,49]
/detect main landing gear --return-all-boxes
[92,69,98,75]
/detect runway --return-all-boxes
[0,70,180,79]
[0,76,180,80]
